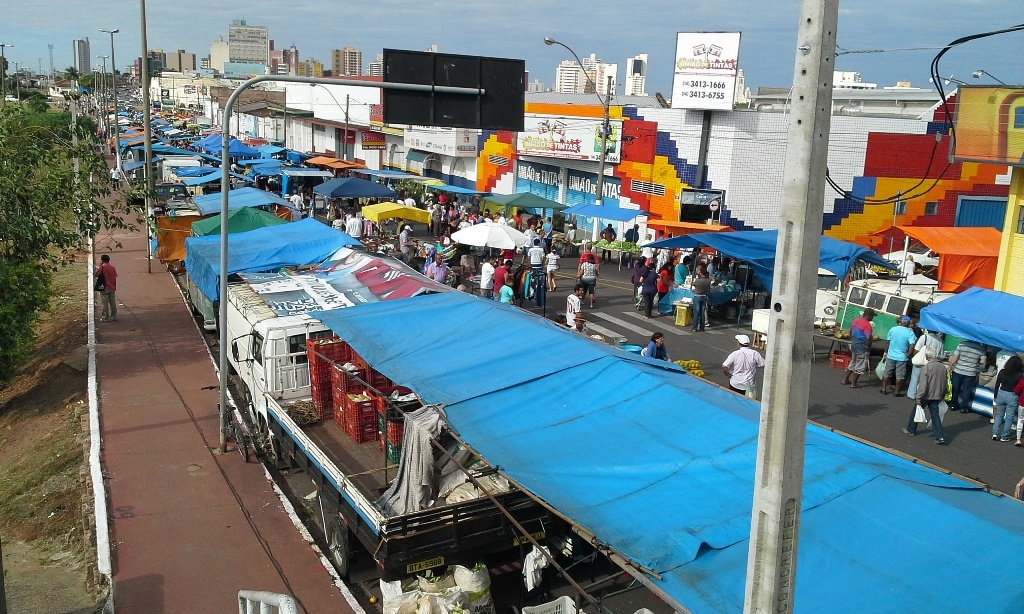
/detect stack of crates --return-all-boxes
[306,337,352,422]
[334,391,379,443]
[375,386,413,464]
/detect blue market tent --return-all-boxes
[353,169,421,179]
[181,169,254,186]
[237,158,284,167]
[172,166,218,177]
[426,183,490,196]
[136,143,222,163]
[562,203,650,222]
[313,290,1024,614]
[313,177,396,199]
[920,287,1024,353]
[256,144,287,156]
[191,133,221,150]
[184,217,360,301]
[122,157,161,172]
[649,229,895,291]
[192,187,292,215]
[202,138,261,157]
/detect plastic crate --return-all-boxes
[332,364,367,394]
[306,337,351,364]
[830,351,852,370]
[346,418,379,444]
[369,369,393,389]
[386,419,404,446]
[378,438,402,464]
[372,385,414,414]
[310,378,332,422]
[522,596,576,614]
[343,393,377,424]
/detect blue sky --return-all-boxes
[3,1,1020,92]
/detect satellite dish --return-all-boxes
[655,92,670,108]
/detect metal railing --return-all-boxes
[237,590,297,614]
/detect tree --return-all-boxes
[0,105,138,384]
[63,66,79,83]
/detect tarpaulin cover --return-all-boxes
[562,203,650,222]
[874,225,1001,292]
[184,218,360,301]
[649,229,895,291]
[920,287,1024,353]
[201,138,261,157]
[362,202,430,224]
[122,158,160,172]
[256,144,286,155]
[427,183,490,195]
[189,206,286,237]
[154,215,197,263]
[192,187,291,215]
[280,168,333,178]
[313,290,1024,613]
[647,219,732,235]
[238,158,284,167]
[181,169,254,186]
[172,166,218,177]
[483,192,569,211]
[313,177,396,199]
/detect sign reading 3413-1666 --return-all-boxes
[671,32,741,111]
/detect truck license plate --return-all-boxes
[406,556,445,574]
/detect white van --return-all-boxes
[815,265,875,327]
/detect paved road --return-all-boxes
[517,257,1024,497]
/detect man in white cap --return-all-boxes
[722,334,766,397]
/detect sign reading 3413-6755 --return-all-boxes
[671,32,741,111]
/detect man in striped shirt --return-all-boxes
[948,340,986,414]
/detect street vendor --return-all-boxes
[424,254,452,285]
[600,224,617,263]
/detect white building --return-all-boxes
[554,59,581,94]
[367,54,383,77]
[73,38,91,74]
[228,20,269,65]
[624,54,647,96]
[209,39,229,73]
[555,54,616,96]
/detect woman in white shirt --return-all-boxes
[545,250,561,291]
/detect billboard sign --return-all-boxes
[361,131,387,150]
[516,114,621,163]
[678,188,725,223]
[953,86,1024,168]
[671,32,741,111]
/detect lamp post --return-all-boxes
[0,43,13,106]
[96,55,109,136]
[12,61,20,100]
[140,0,155,273]
[311,83,351,160]
[545,37,612,241]
[99,28,121,172]
[972,69,1007,85]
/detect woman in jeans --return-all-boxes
[640,266,659,319]
[992,355,1023,442]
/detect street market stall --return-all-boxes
[871,225,1002,292]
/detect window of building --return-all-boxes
[1017,206,1024,234]
[894,200,907,215]
[924,201,939,216]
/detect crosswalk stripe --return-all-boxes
[619,311,690,335]
[584,321,625,339]
[589,312,655,336]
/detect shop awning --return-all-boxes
[192,187,291,215]
[353,169,422,179]
[649,229,895,291]
[361,202,430,224]
[122,157,161,172]
[305,155,341,166]
[325,159,368,170]
[871,225,1001,292]
[563,203,652,222]
[646,219,731,235]
[920,287,1024,352]
[405,150,432,164]
[483,192,570,213]
[313,177,396,199]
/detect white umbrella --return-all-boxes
[451,222,530,250]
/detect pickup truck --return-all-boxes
[223,283,560,579]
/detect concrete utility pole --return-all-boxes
[742,1,838,613]
[140,0,155,273]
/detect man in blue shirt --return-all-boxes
[881,315,917,396]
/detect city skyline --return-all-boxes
[3,1,1020,93]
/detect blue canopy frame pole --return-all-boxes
[215,74,485,454]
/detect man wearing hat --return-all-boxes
[571,313,590,336]
[722,334,765,397]
[880,315,918,396]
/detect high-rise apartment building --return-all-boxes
[554,53,616,97]
[331,47,362,76]
[297,59,323,78]
[165,49,196,72]
[624,54,647,96]
[73,38,91,74]
[209,39,229,72]
[367,53,383,77]
[554,59,581,94]
[228,19,269,64]
[281,45,299,76]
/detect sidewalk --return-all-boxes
[94,229,358,613]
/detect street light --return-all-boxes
[311,83,351,161]
[0,43,13,106]
[929,75,969,87]
[972,69,1007,85]
[544,37,612,241]
[96,55,109,137]
[99,28,121,172]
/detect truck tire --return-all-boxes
[327,517,350,577]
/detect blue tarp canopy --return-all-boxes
[563,203,650,222]
[427,183,490,195]
[122,157,160,172]
[920,287,1024,353]
[192,187,292,215]
[181,169,254,186]
[137,143,223,163]
[313,290,1024,613]
[313,177,396,199]
[281,168,333,178]
[648,229,896,291]
[184,218,360,301]
[172,166,218,177]
[354,169,421,178]
[237,158,284,167]
[202,138,261,157]
[257,144,287,156]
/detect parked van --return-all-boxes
[835,278,960,352]
[815,264,875,327]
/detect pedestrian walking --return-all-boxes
[577,253,599,309]
[841,308,875,388]
[991,355,1023,442]
[545,249,560,291]
[947,338,986,413]
[722,334,766,398]
[904,347,950,444]
[109,166,120,190]
[906,329,945,398]
[599,224,616,263]
[880,315,917,396]
[95,254,118,322]
[690,267,711,332]
[480,256,496,300]
[639,263,659,319]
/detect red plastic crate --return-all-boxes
[369,369,393,389]
[310,380,332,422]
[385,419,404,446]
[331,364,367,394]
[306,337,352,364]
[350,353,369,372]
[343,393,377,425]
[829,351,852,370]
[371,385,413,414]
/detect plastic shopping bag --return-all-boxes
[875,359,886,381]
[914,405,929,423]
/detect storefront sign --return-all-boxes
[517,114,622,163]
[515,160,560,201]
[239,248,447,316]
[361,131,387,150]
[403,127,478,157]
[369,104,384,128]
[678,188,726,222]
[671,32,741,111]
[566,169,620,206]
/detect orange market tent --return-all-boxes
[646,220,734,237]
[873,225,1002,292]
[305,155,341,166]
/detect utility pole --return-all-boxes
[140,0,155,273]
[343,94,350,160]
[48,44,55,83]
[742,1,838,613]
[0,43,13,106]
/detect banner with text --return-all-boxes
[517,114,621,163]
[361,131,387,150]
[671,32,741,111]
